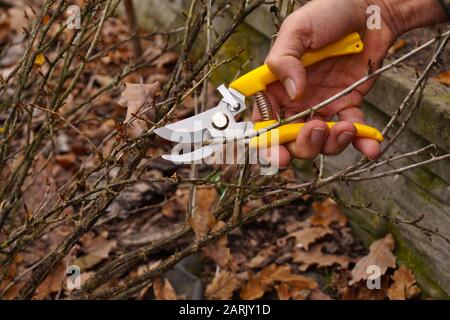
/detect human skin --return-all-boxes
[255,0,447,166]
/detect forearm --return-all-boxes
[367,0,448,35]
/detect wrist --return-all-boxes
[363,0,448,35]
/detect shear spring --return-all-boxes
[255,91,273,121]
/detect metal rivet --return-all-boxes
[212,112,229,130]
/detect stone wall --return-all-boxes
[126,0,450,297]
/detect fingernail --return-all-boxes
[283,77,296,100]
[337,131,355,145]
[310,128,326,146]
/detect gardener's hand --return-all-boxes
[255,0,447,166]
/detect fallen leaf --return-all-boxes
[118,81,160,138]
[0,255,24,299]
[202,221,231,267]
[247,245,277,269]
[341,279,389,300]
[73,236,116,270]
[350,234,396,285]
[268,264,317,291]
[309,289,333,300]
[275,283,291,300]
[155,52,178,69]
[205,270,241,300]
[161,186,189,218]
[387,265,421,300]
[188,187,219,238]
[153,277,178,300]
[242,199,264,215]
[241,264,317,300]
[34,261,66,299]
[310,199,347,227]
[187,187,230,267]
[292,244,351,271]
[331,268,388,300]
[240,272,265,300]
[279,226,332,250]
[432,70,450,86]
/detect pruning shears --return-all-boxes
[155,32,384,163]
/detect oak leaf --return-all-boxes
[153,277,178,300]
[118,82,160,138]
[280,226,332,250]
[240,264,317,300]
[247,245,277,269]
[205,270,241,300]
[188,187,230,267]
[387,265,421,300]
[292,244,351,271]
[240,272,265,300]
[73,235,116,270]
[310,198,347,227]
[350,233,396,285]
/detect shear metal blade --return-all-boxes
[161,144,219,163]
[154,125,208,144]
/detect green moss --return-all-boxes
[337,185,449,298]
[208,24,270,86]
[388,227,449,299]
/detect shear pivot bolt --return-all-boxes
[212,112,229,130]
[229,103,240,112]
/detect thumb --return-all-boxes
[266,0,363,101]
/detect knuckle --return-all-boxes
[265,55,282,71]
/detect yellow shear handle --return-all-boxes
[250,120,384,149]
[230,32,364,96]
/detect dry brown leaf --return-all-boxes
[247,245,277,269]
[387,265,421,300]
[275,283,292,300]
[240,272,266,300]
[161,186,189,218]
[202,221,231,268]
[432,70,450,86]
[73,236,116,270]
[264,264,317,290]
[205,270,241,300]
[292,244,351,271]
[118,81,160,138]
[188,187,218,238]
[0,255,24,299]
[241,264,317,300]
[242,199,264,215]
[310,199,347,227]
[280,226,332,250]
[196,187,219,218]
[350,233,396,285]
[153,277,178,300]
[187,187,230,267]
[34,261,66,299]
[341,280,389,300]
[309,289,333,300]
[155,52,178,69]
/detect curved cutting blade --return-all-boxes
[161,144,220,163]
